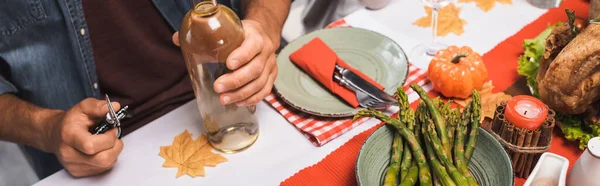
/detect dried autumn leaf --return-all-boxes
[476,0,496,12]
[496,0,512,4]
[159,130,228,178]
[459,0,512,12]
[455,80,494,107]
[480,92,512,122]
[413,3,467,36]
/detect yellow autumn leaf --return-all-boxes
[413,3,467,36]
[159,130,228,178]
[480,92,512,122]
[458,0,512,12]
[454,80,494,107]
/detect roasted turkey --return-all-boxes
[536,23,600,126]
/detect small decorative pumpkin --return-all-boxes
[428,45,488,99]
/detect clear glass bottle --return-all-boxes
[179,1,259,153]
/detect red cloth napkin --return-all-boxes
[289,38,385,108]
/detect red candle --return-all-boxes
[504,95,548,130]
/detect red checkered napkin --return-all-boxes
[266,64,428,146]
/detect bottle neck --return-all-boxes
[191,1,219,17]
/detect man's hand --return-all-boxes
[172,20,279,106]
[45,98,124,177]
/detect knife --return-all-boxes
[334,65,398,105]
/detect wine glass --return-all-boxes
[409,0,452,65]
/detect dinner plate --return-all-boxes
[356,125,514,186]
[274,27,409,117]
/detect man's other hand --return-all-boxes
[45,98,124,177]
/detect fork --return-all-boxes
[333,75,394,110]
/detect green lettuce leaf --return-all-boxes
[516,24,556,98]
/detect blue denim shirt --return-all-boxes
[0,0,242,179]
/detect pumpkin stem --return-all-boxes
[451,54,467,63]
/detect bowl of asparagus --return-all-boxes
[354,84,513,186]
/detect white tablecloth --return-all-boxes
[34,0,548,185]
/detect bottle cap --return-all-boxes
[588,137,600,158]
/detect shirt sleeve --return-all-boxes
[0,56,18,96]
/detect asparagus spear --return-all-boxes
[396,87,414,181]
[453,102,479,186]
[399,163,419,186]
[354,110,432,186]
[464,90,481,162]
[426,119,468,186]
[399,105,423,186]
[454,103,471,167]
[400,109,415,180]
[448,107,458,150]
[410,84,452,157]
[383,132,403,186]
[423,124,457,186]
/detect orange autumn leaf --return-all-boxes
[480,92,512,122]
[454,80,494,107]
[459,0,512,12]
[159,130,228,178]
[413,3,467,36]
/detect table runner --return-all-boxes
[281,0,589,185]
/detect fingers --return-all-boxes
[61,139,122,168]
[215,54,266,95]
[219,55,276,105]
[69,128,118,155]
[238,62,277,106]
[64,160,117,178]
[225,22,264,70]
[74,98,121,121]
[84,140,123,167]
[172,32,180,46]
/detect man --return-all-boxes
[0,0,290,179]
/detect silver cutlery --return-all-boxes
[333,64,398,109]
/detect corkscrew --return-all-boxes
[90,94,130,139]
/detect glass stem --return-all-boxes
[431,7,439,45]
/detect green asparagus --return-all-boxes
[399,114,414,180]
[354,110,432,186]
[396,86,414,181]
[399,163,419,186]
[454,103,471,168]
[464,90,481,162]
[426,120,468,186]
[410,84,452,157]
[452,102,479,186]
[423,124,457,186]
[383,132,403,186]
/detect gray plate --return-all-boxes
[356,125,514,186]
[274,27,409,117]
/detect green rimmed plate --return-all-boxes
[274,27,409,117]
[356,125,513,186]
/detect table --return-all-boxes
[35,0,590,185]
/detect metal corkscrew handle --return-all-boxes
[90,95,130,139]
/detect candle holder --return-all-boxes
[483,101,556,179]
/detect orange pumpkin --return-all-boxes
[428,46,488,99]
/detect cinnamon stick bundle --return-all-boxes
[492,106,505,133]
[516,130,533,177]
[523,129,542,178]
[501,122,515,154]
[528,118,556,177]
[511,128,527,169]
